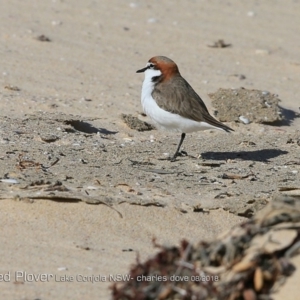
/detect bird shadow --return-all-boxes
[273,106,300,126]
[201,149,288,162]
[64,120,118,135]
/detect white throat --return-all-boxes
[141,68,161,102]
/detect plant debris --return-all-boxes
[222,172,255,180]
[286,132,300,146]
[111,194,300,299]
[4,85,21,91]
[36,35,51,42]
[208,39,231,48]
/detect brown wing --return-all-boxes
[152,75,233,132]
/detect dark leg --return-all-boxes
[170,133,186,162]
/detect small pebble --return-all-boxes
[255,49,269,55]
[129,3,137,8]
[147,18,157,23]
[123,138,133,142]
[264,101,271,108]
[51,20,62,26]
[239,116,250,124]
[86,186,98,190]
[150,135,155,142]
[0,179,18,184]
[40,134,59,143]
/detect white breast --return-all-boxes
[140,69,224,133]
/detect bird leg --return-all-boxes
[170,133,186,162]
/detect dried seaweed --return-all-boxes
[111,194,300,299]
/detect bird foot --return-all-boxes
[169,151,188,162]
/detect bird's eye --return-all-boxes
[148,63,154,69]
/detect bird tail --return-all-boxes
[203,114,234,132]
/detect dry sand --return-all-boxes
[0,0,300,299]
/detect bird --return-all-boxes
[136,56,233,161]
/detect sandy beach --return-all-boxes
[0,1,299,299]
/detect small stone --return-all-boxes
[255,49,269,55]
[40,134,59,143]
[147,18,157,23]
[239,116,250,124]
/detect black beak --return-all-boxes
[136,66,148,73]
